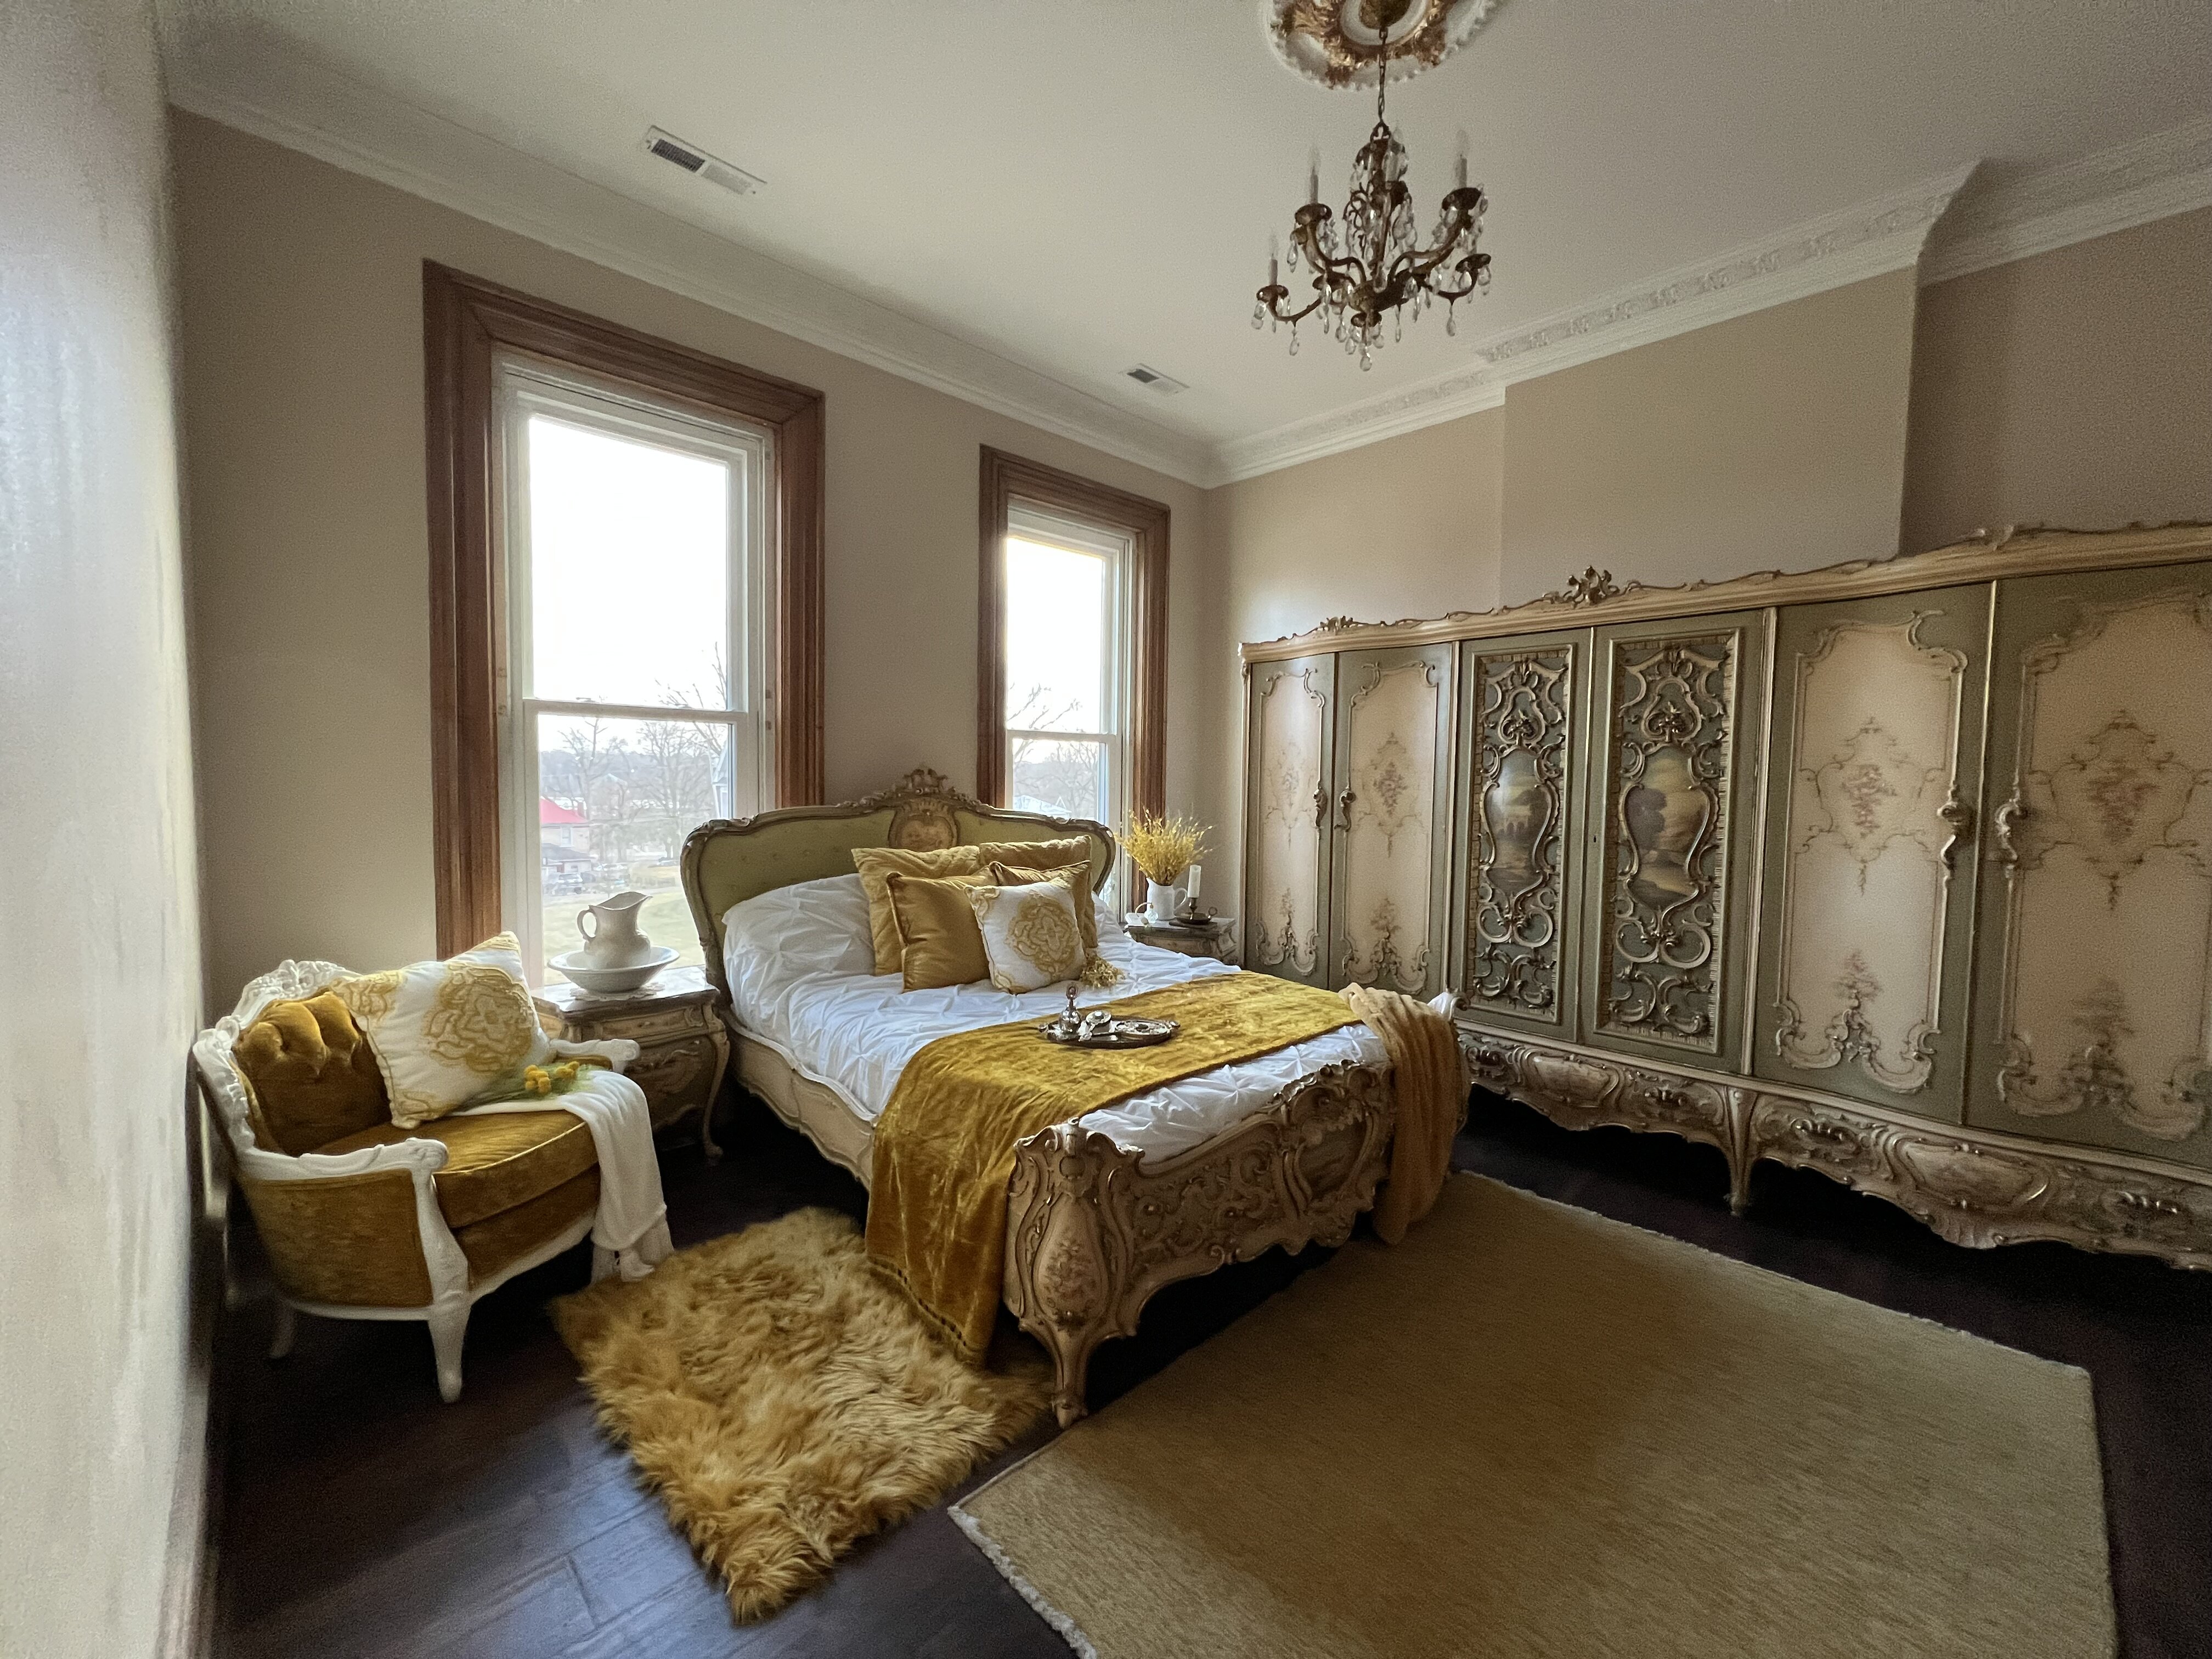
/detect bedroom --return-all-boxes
[4,1,2210,1655]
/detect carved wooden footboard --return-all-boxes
[1004,1059,1396,1425]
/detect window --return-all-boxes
[978,447,1169,870]
[1002,505,1130,826]
[495,364,769,979]
[425,264,823,960]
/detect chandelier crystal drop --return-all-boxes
[1255,19,1491,371]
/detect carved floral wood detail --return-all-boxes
[1598,634,1737,1049]
[1996,590,2212,1142]
[1251,664,1329,976]
[1464,647,1571,1017]
[1337,657,1442,991]
[1771,618,1965,1094]
[1462,1028,2212,1269]
[1003,1060,1398,1424]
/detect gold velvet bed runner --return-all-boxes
[865,974,1361,1359]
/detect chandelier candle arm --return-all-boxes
[1255,16,1493,368]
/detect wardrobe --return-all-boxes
[1242,522,2212,1269]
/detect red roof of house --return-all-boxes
[540,797,587,827]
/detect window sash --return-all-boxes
[494,360,771,979]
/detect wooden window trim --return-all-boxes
[977,445,1169,821]
[424,262,825,955]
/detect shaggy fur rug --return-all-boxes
[552,1206,1051,1620]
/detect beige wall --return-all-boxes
[1903,206,2212,552]
[0,2,204,1656]
[174,112,1205,1002]
[1499,269,1920,605]
[1197,409,1504,896]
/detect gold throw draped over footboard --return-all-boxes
[866,975,1361,1357]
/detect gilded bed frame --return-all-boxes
[680,768,1397,1423]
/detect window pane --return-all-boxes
[527,415,732,708]
[1010,736,1107,825]
[1004,536,1105,732]
[535,711,733,975]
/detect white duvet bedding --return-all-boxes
[720,874,1387,1162]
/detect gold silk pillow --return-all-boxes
[853,845,985,974]
[968,877,1088,994]
[887,870,992,991]
[331,931,556,1129]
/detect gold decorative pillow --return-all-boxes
[331,932,555,1129]
[853,845,985,974]
[968,878,1088,994]
[887,871,992,991]
[970,836,1093,882]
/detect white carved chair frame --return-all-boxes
[192,958,634,1401]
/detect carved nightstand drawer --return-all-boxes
[534,963,730,1161]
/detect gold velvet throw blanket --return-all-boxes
[866,975,1359,1358]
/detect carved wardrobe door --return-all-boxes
[1244,653,1336,986]
[1753,588,1989,1119]
[1967,562,2212,1169]
[1452,628,1589,1035]
[1582,612,1768,1066]
[1327,644,1454,995]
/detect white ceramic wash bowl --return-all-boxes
[550,946,678,995]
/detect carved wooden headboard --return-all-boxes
[679,767,1115,1000]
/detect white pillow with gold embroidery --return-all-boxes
[332,932,556,1128]
[968,879,1087,994]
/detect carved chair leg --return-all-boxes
[267,1298,297,1361]
[427,1301,470,1403]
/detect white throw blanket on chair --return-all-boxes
[458,1038,674,1282]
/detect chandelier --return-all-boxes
[1253,16,1491,370]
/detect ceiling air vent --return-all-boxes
[643,126,764,197]
[1123,365,1188,396]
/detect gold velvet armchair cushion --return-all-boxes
[231,991,393,1155]
[318,1109,598,1229]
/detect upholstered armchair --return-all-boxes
[192,958,633,1401]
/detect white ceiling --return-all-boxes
[159,1,2212,484]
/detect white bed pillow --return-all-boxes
[721,875,878,1019]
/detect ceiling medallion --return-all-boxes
[1265,0,1505,90]
[1254,7,1493,370]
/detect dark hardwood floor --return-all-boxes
[211,1088,2212,1659]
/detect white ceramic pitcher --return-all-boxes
[577,890,653,969]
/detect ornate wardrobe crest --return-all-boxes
[1264,0,1506,89]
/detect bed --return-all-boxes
[681,768,1400,1423]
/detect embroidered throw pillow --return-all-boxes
[886,870,992,991]
[989,861,1122,988]
[853,845,985,974]
[968,878,1088,994]
[331,932,555,1128]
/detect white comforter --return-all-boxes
[721,874,1387,1161]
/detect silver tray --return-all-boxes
[1036,1016,1180,1049]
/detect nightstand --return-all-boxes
[534,963,731,1161]
[1124,915,1238,963]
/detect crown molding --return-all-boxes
[1920,116,2212,285]
[1214,165,1971,483]
[162,45,1216,488]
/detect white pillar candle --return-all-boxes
[1184,865,1202,904]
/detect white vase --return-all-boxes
[1144,879,1178,924]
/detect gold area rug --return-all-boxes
[552,1207,1049,1620]
[953,1177,2113,1659]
